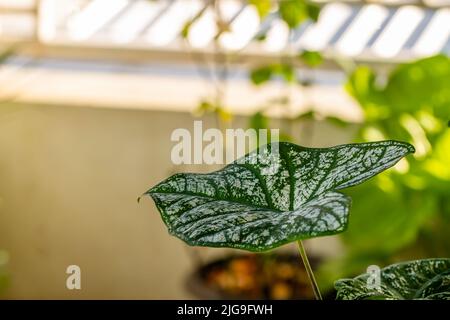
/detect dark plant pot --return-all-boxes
[186,253,336,300]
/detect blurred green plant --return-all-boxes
[278,0,320,28]
[249,0,272,19]
[179,1,450,293]
[318,54,450,289]
[246,1,325,143]
[299,50,323,68]
[157,1,450,296]
[180,0,322,127]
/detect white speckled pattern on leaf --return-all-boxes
[145,141,414,252]
[335,258,450,300]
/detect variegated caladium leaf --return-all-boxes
[145,141,414,252]
[335,258,450,300]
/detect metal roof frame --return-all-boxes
[0,0,449,70]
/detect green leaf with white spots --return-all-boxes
[144,141,414,252]
[335,258,450,300]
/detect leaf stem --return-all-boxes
[296,240,323,300]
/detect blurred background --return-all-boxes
[0,0,449,299]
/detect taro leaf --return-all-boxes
[145,141,414,252]
[335,258,450,300]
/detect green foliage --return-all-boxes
[250,64,295,85]
[181,20,192,39]
[145,141,413,252]
[248,110,294,143]
[299,50,323,68]
[279,0,320,29]
[249,0,272,19]
[195,99,232,122]
[249,111,269,130]
[344,179,437,254]
[181,0,321,41]
[335,258,450,300]
[250,65,273,85]
[320,55,450,289]
[306,3,321,22]
[347,54,450,125]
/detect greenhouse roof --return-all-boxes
[1,0,450,65]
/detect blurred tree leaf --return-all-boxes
[342,178,437,255]
[346,66,377,101]
[279,0,309,29]
[250,64,295,85]
[299,50,323,68]
[306,3,321,22]
[345,66,387,121]
[318,177,443,290]
[329,55,450,288]
[250,65,273,85]
[279,0,321,29]
[181,21,192,39]
[249,0,272,19]
[423,131,450,181]
[346,56,450,157]
[248,111,293,143]
[0,47,15,64]
[216,106,233,122]
[249,111,269,131]
[248,111,275,145]
[195,99,232,122]
[180,5,208,39]
[196,99,216,114]
[275,64,295,83]
[347,55,450,121]
[383,55,450,119]
[255,31,268,42]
